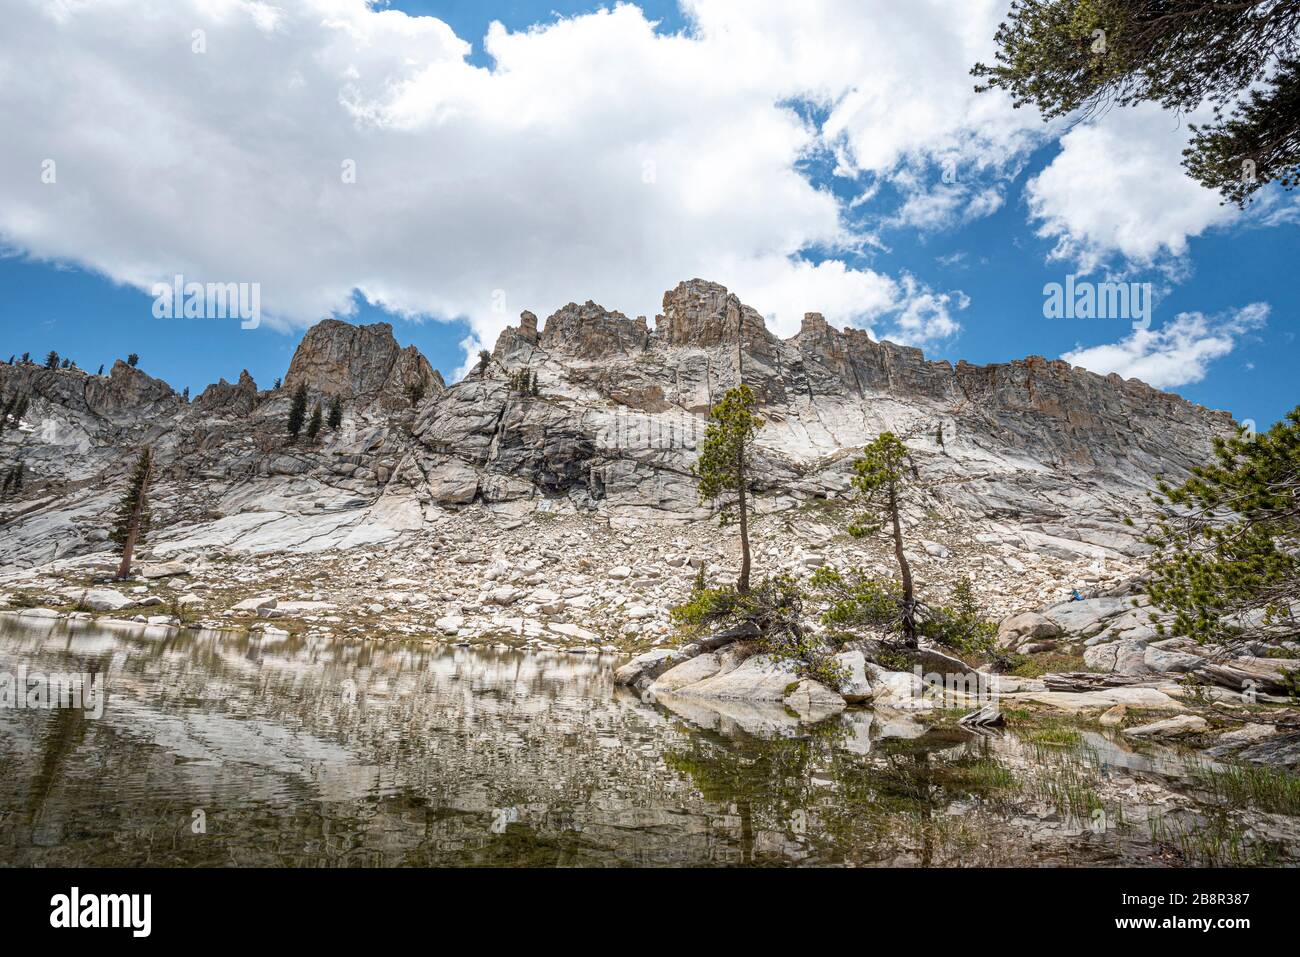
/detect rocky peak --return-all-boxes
[659,279,774,350]
[538,301,650,358]
[492,311,542,362]
[83,360,182,422]
[284,319,441,409]
[192,370,257,417]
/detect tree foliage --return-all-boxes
[326,395,343,430]
[812,568,996,659]
[287,382,308,440]
[1142,409,1299,644]
[306,402,323,441]
[110,448,153,579]
[973,0,1300,204]
[847,432,921,647]
[694,385,763,592]
[671,575,844,686]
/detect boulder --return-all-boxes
[1043,597,1130,638]
[1082,639,1151,675]
[834,650,873,703]
[435,615,464,636]
[140,561,189,579]
[231,596,277,613]
[613,648,681,687]
[649,653,722,694]
[996,612,1063,650]
[81,589,134,612]
[675,653,801,701]
[783,679,847,721]
[1123,715,1209,739]
[1014,687,1184,713]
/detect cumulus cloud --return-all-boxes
[1027,105,1238,274]
[0,0,1048,362]
[1061,303,1268,389]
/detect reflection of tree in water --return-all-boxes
[666,721,1022,866]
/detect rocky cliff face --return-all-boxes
[285,319,444,410]
[0,281,1236,574]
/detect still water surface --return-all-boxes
[1,614,1297,867]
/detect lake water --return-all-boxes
[1,614,1297,867]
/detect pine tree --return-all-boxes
[327,395,343,430]
[287,383,308,441]
[12,463,22,493]
[21,353,30,364]
[847,432,921,647]
[111,449,153,580]
[306,402,323,441]
[97,364,104,376]
[406,380,427,407]
[1,469,13,499]
[973,1,1300,205]
[182,387,190,402]
[45,351,59,370]
[694,384,763,593]
[476,350,492,374]
[127,354,139,367]
[0,394,15,428]
[11,396,28,429]
[273,377,282,390]
[1142,409,1300,645]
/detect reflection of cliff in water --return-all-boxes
[0,615,1296,867]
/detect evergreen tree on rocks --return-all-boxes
[847,432,923,648]
[694,384,763,593]
[287,383,308,441]
[127,353,139,367]
[45,351,59,370]
[110,448,153,580]
[306,402,323,441]
[327,395,343,430]
[1142,408,1300,645]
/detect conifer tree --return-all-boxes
[111,449,153,580]
[12,463,22,493]
[127,354,139,367]
[327,395,343,430]
[287,383,308,441]
[973,1,1300,205]
[45,351,59,370]
[306,402,323,441]
[1142,409,1300,644]
[695,384,763,593]
[847,432,922,647]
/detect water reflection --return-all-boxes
[0,614,1296,867]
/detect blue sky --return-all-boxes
[1,1,1295,425]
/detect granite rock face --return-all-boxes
[285,319,443,410]
[0,279,1238,577]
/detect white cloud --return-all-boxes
[1027,104,1238,274]
[1061,303,1268,389]
[0,0,1049,362]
